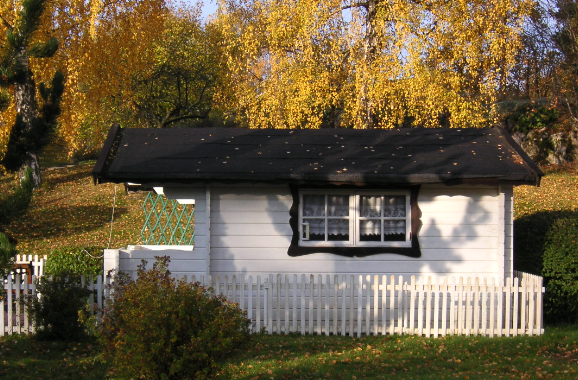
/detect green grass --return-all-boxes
[514,164,578,219]
[0,335,108,379]
[1,326,578,379]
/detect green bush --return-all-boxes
[45,246,103,277]
[506,102,558,134]
[0,232,17,278]
[513,210,577,276]
[542,218,578,324]
[25,274,92,341]
[99,256,251,380]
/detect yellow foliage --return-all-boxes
[215,0,533,129]
[1,0,170,160]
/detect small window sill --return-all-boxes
[127,245,194,251]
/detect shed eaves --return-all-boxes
[92,126,543,186]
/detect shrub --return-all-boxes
[25,274,92,341]
[45,246,103,277]
[99,256,251,380]
[0,232,17,278]
[542,218,578,324]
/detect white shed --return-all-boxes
[93,126,542,283]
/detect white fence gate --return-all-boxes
[2,269,544,337]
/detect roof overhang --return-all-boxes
[93,126,543,188]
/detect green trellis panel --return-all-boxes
[141,193,195,245]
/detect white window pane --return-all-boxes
[303,194,325,216]
[384,220,406,241]
[384,195,406,217]
[303,218,325,241]
[327,195,349,216]
[360,196,381,217]
[360,220,381,241]
[328,219,349,241]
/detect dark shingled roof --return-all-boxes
[92,125,543,187]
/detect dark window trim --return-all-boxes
[288,184,422,258]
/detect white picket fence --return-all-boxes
[1,274,109,336]
[11,254,47,277]
[2,270,544,338]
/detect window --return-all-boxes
[299,190,411,247]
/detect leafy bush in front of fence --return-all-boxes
[542,217,578,324]
[25,274,92,341]
[99,256,251,380]
[0,232,17,278]
[45,246,103,277]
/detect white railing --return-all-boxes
[2,272,544,338]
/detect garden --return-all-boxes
[0,162,577,379]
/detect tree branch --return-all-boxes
[0,13,13,30]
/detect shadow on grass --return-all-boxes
[514,210,578,276]
[0,335,108,380]
[42,166,94,188]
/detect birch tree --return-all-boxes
[215,0,533,129]
[0,0,64,186]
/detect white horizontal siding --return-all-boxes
[203,184,502,278]
[117,183,511,281]
[118,248,206,278]
[210,259,497,277]
[210,248,498,261]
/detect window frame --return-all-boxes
[298,190,412,248]
[288,185,421,258]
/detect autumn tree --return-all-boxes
[0,0,64,186]
[130,7,220,128]
[0,0,170,161]
[552,0,578,118]
[215,0,533,129]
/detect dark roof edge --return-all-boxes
[95,177,536,188]
[92,124,121,185]
[496,127,544,186]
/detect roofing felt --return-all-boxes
[92,126,543,186]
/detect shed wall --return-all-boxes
[123,183,513,280]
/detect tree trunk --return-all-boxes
[357,0,378,129]
[14,53,42,187]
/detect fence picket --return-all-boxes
[256,276,261,332]
[333,275,338,335]
[397,276,403,335]
[317,274,322,335]
[301,274,306,335]
[285,275,289,335]
[294,274,298,334]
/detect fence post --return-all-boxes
[103,249,120,276]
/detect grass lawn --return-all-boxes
[1,326,577,379]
